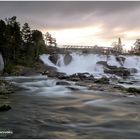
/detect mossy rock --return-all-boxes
[126,87,140,94]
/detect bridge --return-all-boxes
[62,45,95,49]
[60,45,115,54]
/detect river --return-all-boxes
[0,75,140,138]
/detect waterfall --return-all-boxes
[40,53,140,79]
[0,53,4,72]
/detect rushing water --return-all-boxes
[40,53,140,78]
[0,76,140,138]
[40,53,140,89]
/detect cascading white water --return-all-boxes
[0,53,4,72]
[40,53,140,79]
[124,56,140,71]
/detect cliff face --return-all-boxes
[0,53,4,72]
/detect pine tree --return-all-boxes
[22,23,32,44]
[5,16,22,62]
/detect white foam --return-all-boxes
[40,53,140,80]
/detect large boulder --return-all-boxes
[96,61,118,69]
[48,54,59,65]
[115,56,126,66]
[64,53,72,65]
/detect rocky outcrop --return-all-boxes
[94,77,109,84]
[59,73,94,82]
[56,81,71,86]
[97,60,131,77]
[64,53,72,65]
[63,73,95,82]
[96,61,118,69]
[48,54,59,65]
[104,67,130,77]
[0,80,16,95]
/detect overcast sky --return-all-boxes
[0,1,140,49]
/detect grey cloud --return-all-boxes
[0,1,140,46]
[1,1,140,29]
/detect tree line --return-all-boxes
[0,16,56,73]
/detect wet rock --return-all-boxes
[96,61,108,67]
[115,56,126,66]
[56,81,70,86]
[58,72,95,82]
[68,73,94,81]
[48,54,59,65]
[64,53,72,65]
[104,67,130,77]
[94,77,109,84]
[0,104,11,112]
[107,65,118,69]
[96,61,117,70]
